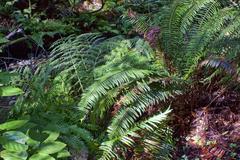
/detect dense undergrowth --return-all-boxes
[0,0,240,159]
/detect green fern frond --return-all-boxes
[99,140,119,160]
[107,89,179,139]
[48,33,126,93]
[139,107,172,131]
[78,39,158,119]
[186,8,237,54]
[180,0,219,34]
[79,68,152,118]
[161,0,191,54]
[99,108,172,160]
[62,136,87,150]
[161,0,240,78]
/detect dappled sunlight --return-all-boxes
[174,89,240,159]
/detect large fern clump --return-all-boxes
[160,0,240,79]
[78,37,181,160]
[31,33,182,159]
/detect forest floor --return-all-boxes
[173,84,240,159]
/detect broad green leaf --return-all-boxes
[0,150,28,160]
[38,141,66,154]
[57,149,71,158]
[0,86,23,96]
[3,131,28,144]
[29,153,55,160]
[0,120,28,131]
[43,131,59,143]
[2,141,28,152]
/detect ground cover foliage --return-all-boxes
[0,0,240,159]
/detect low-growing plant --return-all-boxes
[0,72,23,97]
[12,33,182,159]
[0,119,70,160]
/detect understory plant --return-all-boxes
[160,0,240,80]
[0,72,23,97]
[10,33,182,159]
[0,119,70,160]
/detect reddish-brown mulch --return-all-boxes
[172,84,240,160]
[173,86,240,160]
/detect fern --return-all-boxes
[78,39,162,118]
[180,0,220,34]
[186,8,236,54]
[99,108,172,160]
[73,34,182,159]
[160,0,240,79]
[107,86,180,140]
[48,33,125,93]
[17,31,181,159]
